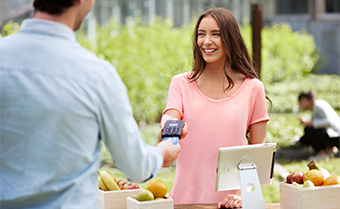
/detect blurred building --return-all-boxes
[0,0,33,26]
[0,0,339,74]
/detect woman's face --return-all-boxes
[197,15,226,66]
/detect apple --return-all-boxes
[117,180,128,189]
[126,183,140,189]
[122,182,133,190]
[290,171,304,184]
[286,173,293,184]
[117,179,140,190]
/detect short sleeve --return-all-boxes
[163,75,183,116]
[249,81,270,126]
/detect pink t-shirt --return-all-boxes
[164,72,269,204]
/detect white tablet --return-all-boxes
[215,143,277,191]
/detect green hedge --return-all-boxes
[1,18,323,123]
[76,18,320,123]
[77,19,193,124]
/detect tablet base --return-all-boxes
[239,162,265,209]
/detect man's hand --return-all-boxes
[300,117,312,127]
[217,192,242,209]
[157,139,181,167]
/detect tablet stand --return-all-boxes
[237,158,265,209]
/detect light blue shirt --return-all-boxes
[0,19,163,208]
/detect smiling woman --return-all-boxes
[157,7,271,209]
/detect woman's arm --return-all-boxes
[249,121,267,144]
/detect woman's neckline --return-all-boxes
[192,77,249,102]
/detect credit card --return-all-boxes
[162,136,179,145]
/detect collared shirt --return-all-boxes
[313,99,340,137]
[0,19,163,208]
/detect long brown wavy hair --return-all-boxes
[189,7,259,90]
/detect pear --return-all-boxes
[136,190,154,201]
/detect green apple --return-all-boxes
[303,180,315,188]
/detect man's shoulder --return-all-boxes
[0,33,19,48]
[314,99,330,107]
[69,45,117,75]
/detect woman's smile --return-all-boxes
[203,48,217,54]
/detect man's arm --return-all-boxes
[97,65,179,182]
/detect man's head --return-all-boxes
[33,0,94,31]
[298,91,315,110]
[33,0,78,15]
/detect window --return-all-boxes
[326,0,340,13]
[276,0,309,14]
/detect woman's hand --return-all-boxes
[217,192,242,209]
[158,110,188,143]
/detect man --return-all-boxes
[0,0,182,208]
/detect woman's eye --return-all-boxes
[198,33,205,36]
[213,33,220,36]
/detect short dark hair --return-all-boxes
[33,0,78,15]
[298,91,315,102]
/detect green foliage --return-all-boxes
[78,18,193,124]
[260,23,319,84]
[2,19,321,124]
[78,18,320,123]
[0,21,20,37]
[266,113,305,148]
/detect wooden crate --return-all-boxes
[280,182,340,209]
[126,196,174,209]
[98,188,143,209]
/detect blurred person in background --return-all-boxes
[0,0,181,208]
[158,8,270,209]
[298,91,340,160]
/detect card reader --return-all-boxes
[161,120,184,145]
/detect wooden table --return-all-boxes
[174,203,280,209]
